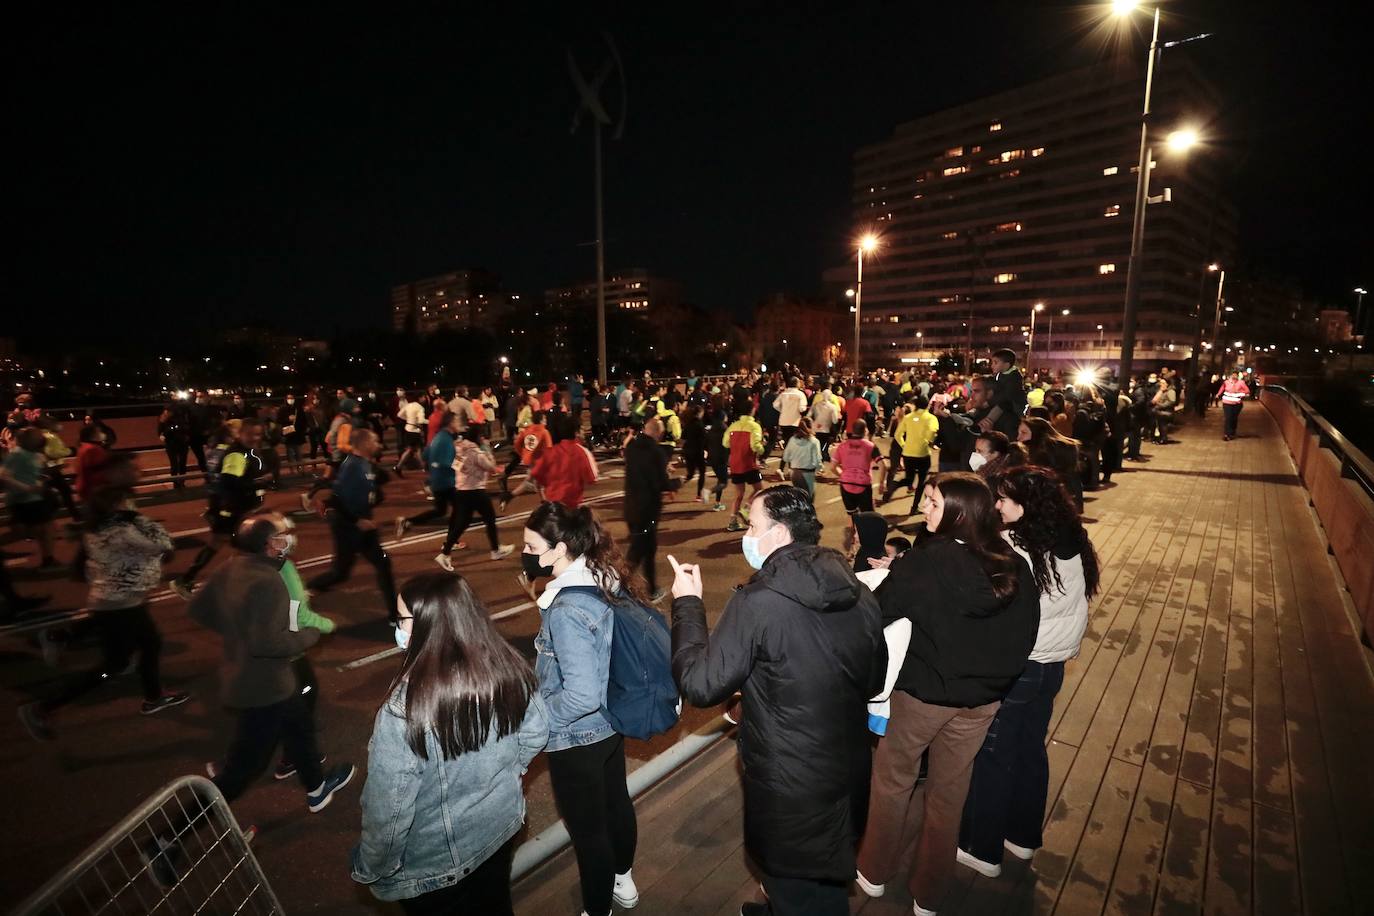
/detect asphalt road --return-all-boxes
[0,441,923,914]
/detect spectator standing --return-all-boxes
[1220,371,1250,441]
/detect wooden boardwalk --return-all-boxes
[513,403,1374,915]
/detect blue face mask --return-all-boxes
[394,626,410,651]
[741,534,766,570]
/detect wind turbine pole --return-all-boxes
[594,121,607,386]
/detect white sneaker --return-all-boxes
[913,903,938,916]
[855,870,885,898]
[612,869,640,908]
[490,545,514,561]
[433,553,454,572]
[394,517,410,540]
[1003,839,1036,861]
[956,847,1001,878]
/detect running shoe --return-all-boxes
[140,692,191,715]
[434,553,454,572]
[394,517,410,540]
[490,545,514,561]
[306,763,355,813]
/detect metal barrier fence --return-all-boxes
[12,776,282,916]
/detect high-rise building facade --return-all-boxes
[542,269,684,374]
[851,57,1234,376]
[390,268,516,335]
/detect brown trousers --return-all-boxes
[857,691,1000,908]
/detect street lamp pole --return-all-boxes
[1117,4,1161,388]
[1208,267,1227,369]
[1355,287,1368,339]
[853,235,878,376]
[1026,302,1044,376]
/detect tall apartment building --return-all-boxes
[542,269,683,317]
[390,268,516,335]
[541,269,684,374]
[851,57,1234,376]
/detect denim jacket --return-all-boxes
[535,557,616,752]
[350,686,549,902]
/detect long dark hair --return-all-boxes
[526,501,649,605]
[392,572,536,761]
[927,472,1021,603]
[992,466,1100,599]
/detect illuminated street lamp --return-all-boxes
[1048,308,1070,355]
[852,233,880,374]
[1026,302,1046,375]
[1097,324,1105,347]
[1355,287,1368,338]
[1110,1,1212,386]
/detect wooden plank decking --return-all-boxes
[513,403,1374,915]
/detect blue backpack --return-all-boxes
[560,587,679,740]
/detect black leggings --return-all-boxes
[626,519,659,592]
[41,604,164,709]
[308,515,398,622]
[682,450,708,496]
[408,488,456,526]
[444,490,499,553]
[547,734,637,916]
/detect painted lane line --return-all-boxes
[334,600,537,671]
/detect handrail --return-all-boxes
[1263,384,1374,502]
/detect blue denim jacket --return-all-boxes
[350,687,549,902]
[535,559,616,752]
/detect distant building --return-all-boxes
[1318,309,1354,344]
[542,270,684,374]
[850,57,1235,375]
[543,269,683,318]
[390,269,515,336]
[750,295,847,371]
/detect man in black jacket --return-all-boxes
[668,486,886,916]
[977,349,1027,440]
[623,417,680,602]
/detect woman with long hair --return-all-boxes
[781,416,822,500]
[1018,416,1083,510]
[956,466,1099,877]
[855,473,1039,915]
[353,572,547,914]
[523,502,643,916]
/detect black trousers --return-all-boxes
[213,692,324,802]
[547,734,637,916]
[188,437,208,473]
[890,455,931,512]
[42,604,163,710]
[308,515,398,621]
[1223,402,1243,438]
[760,873,849,916]
[817,431,834,463]
[47,467,77,516]
[408,488,457,526]
[959,660,1064,866]
[443,490,499,553]
[625,518,659,592]
[500,453,523,493]
[683,451,708,496]
[165,442,189,487]
[398,839,515,916]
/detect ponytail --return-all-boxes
[527,502,651,606]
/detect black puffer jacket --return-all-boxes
[877,536,1039,707]
[671,543,885,881]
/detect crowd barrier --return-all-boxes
[13,776,281,916]
[1260,386,1374,644]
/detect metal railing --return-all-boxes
[1264,384,1374,502]
[12,776,282,916]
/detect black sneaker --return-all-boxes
[18,702,53,741]
[306,763,355,812]
[141,692,191,715]
[740,903,769,916]
[275,754,326,781]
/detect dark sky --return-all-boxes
[6,2,1366,346]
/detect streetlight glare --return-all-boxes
[1062,308,1071,316]
[1034,302,1046,311]
[845,288,855,297]
[1111,0,1139,15]
[859,233,880,253]
[1208,263,1221,272]
[1357,287,1368,294]
[1166,127,1200,151]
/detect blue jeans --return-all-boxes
[958,659,1065,864]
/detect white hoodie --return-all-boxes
[1004,531,1089,663]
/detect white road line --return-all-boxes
[491,600,535,621]
[170,526,211,538]
[335,600,536,671]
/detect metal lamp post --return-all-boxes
[853,235,879,375]
[1026,302,1045,376]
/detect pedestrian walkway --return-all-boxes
[513,402,1374,915]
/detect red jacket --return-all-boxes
[530,439,598,507]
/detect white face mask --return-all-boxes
[969,452,988,471]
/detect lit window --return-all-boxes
[1103,166,1118,176]
[943,165,969,176]
[1104,204,1121,218]
[993,273,1017,284]
[995,221,1022,233]
[999,149,1024,162]
[941,230,959,239]
[970,145,982,154]
[889,316,900,323]
[998,169,1021,179]
[1099,263,1116,275]
[945,146,964,158]
[1031,147,1045,157]
[989,121,1002,132]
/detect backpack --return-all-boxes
[558,586,679,740]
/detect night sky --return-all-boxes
[7,2,1366,348]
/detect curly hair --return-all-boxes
[526,501,650,606]
[991,466,1100,599]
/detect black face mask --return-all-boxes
[521,550,555,581]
